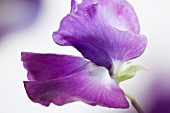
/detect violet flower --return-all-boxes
[148,81,170,113]
[0,0,40,38]
[53,0,145,74]
[22,0,147,110]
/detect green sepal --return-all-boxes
[114,65,147,83]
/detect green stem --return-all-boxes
[124,92,144,113]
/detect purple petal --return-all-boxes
[108,30,147,62]
[21,52,88,81]
[71,0,140,33]
[53,4,147,71]
[24,62,129,108]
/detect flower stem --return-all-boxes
[124,92,144,113]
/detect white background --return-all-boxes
[0,0,170,113]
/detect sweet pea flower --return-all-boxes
[22,0,147,110]
[0,0,40,38]
[148,80,170,113]
[53,0,147,77]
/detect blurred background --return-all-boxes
[0,0,170,113]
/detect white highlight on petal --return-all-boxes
[75,0,82,4]
[110,60,123,78]
[88,63,116,85]
[99,7,128,32]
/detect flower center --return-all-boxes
[110,60,123,78]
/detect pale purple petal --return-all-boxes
[53,4,147,71]
[24,62,129,108]
[71,0,140,33]
[108,30,147,62]
[21,52,88,81]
